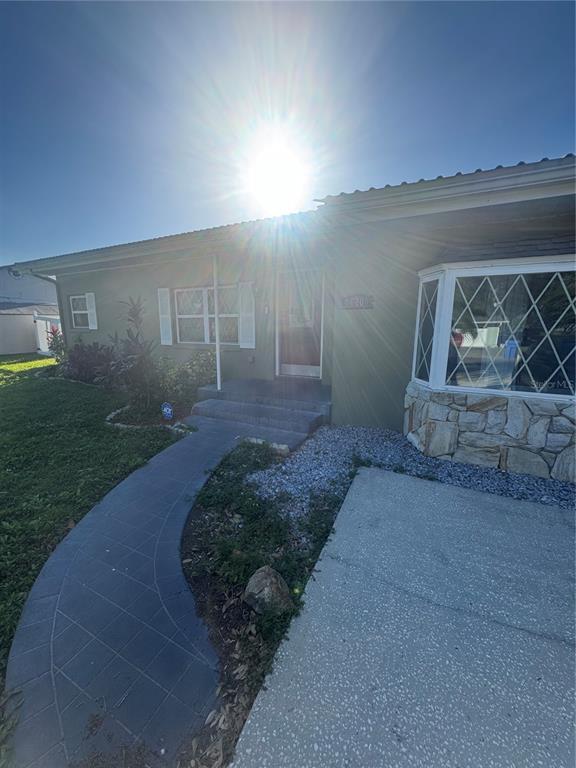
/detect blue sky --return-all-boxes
[0,1,574,264]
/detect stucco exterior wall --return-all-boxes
[56,252,335,387]
[404,380,575,482]
[330,244,419,430]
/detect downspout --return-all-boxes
[212,256,222,391]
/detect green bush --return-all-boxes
[62,341,115,384]
[160,350,216,408]
[47,327,66,364]
[59,297,216,415]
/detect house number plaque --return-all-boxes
[340,294,374,310]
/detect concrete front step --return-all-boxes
[197,382,331,420]
[184,415,308,451]
[192,398,324,434]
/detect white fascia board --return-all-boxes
[418,253,576,277]
[318,163,575,222]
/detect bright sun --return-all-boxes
[241,125,312,217]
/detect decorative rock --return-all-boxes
[407,425,426,452]
[550,416,574,434]
[546,432,573,452]
[453,445,500,468]
[561,403,575,423]
[459,431,518,449]
[243,566,293,615]
[406,381,422,399]
[403,380,574,480]
[505,398,531,440]
[525,399,560,416]
[458,411,486,432]
[403,408,412,435]
[466,395,508,412]
[426,422,458,457]
[526,417,550,449]
[428,402,451,421]
[485,411,507,434]
[430,392,453,406]
[504,448,550,479]
[550,446,575,483]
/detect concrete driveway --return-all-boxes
[233,468,575,768]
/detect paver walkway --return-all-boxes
[6,417,305,768]
[233,468,575,768]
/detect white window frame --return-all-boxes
[412,254,576,402]
[69,294,90,329]
[174,285,240,345]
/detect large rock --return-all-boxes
[525,399,560,416]
[545,432,573,452]
[427,401,450,421]
[485,410,506,434]
[453,445,500,468]
[426,421,458,457]
[243,566,293,615]
[504,448,550,479]
[550,416,574,434]
[551,446,576,483]
[430,392,453,406]
[466,395,508,412]
[505,398,531,440]
[459,431,518,449]
[526,417,550,449]
[458,411,486,432]
[561,403,575,423]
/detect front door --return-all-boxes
[278,271,323,377]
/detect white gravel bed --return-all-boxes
[249,426,575,514]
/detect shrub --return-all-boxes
[62,341,115,384]
[160,350,216,408]
[47,327,66,364]
[108,297,163,411]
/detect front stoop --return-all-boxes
[192,379,331,437]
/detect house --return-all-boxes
[0,266,59,355]
[15,155,575,481]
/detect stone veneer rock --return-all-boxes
[404,381,575,482]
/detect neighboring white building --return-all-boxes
[0,266,59,355]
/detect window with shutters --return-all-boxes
[174,285,240,345]
[69,294,97,329]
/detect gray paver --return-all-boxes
[233,468,575,768]
[5,418,303,766]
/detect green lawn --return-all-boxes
[0,355,177,683]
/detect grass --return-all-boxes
[180,442,343,767]
[0,354,177,685]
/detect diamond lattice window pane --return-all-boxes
[446,271,575,395]
[414,279,438,382]
[176,289,203,316]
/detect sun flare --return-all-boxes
[241,125,312,217]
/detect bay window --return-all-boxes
[413,259,575,398]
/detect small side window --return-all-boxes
[70,293,97,329]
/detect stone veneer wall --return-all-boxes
[403,380,575,482]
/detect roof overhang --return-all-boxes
[316,157,576,225]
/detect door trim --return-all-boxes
[275,269,325,379]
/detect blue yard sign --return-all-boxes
[161,402,174,420]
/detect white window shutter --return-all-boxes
[85,293,98,330]
[157,288,173,345]
[238,282,255,349]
